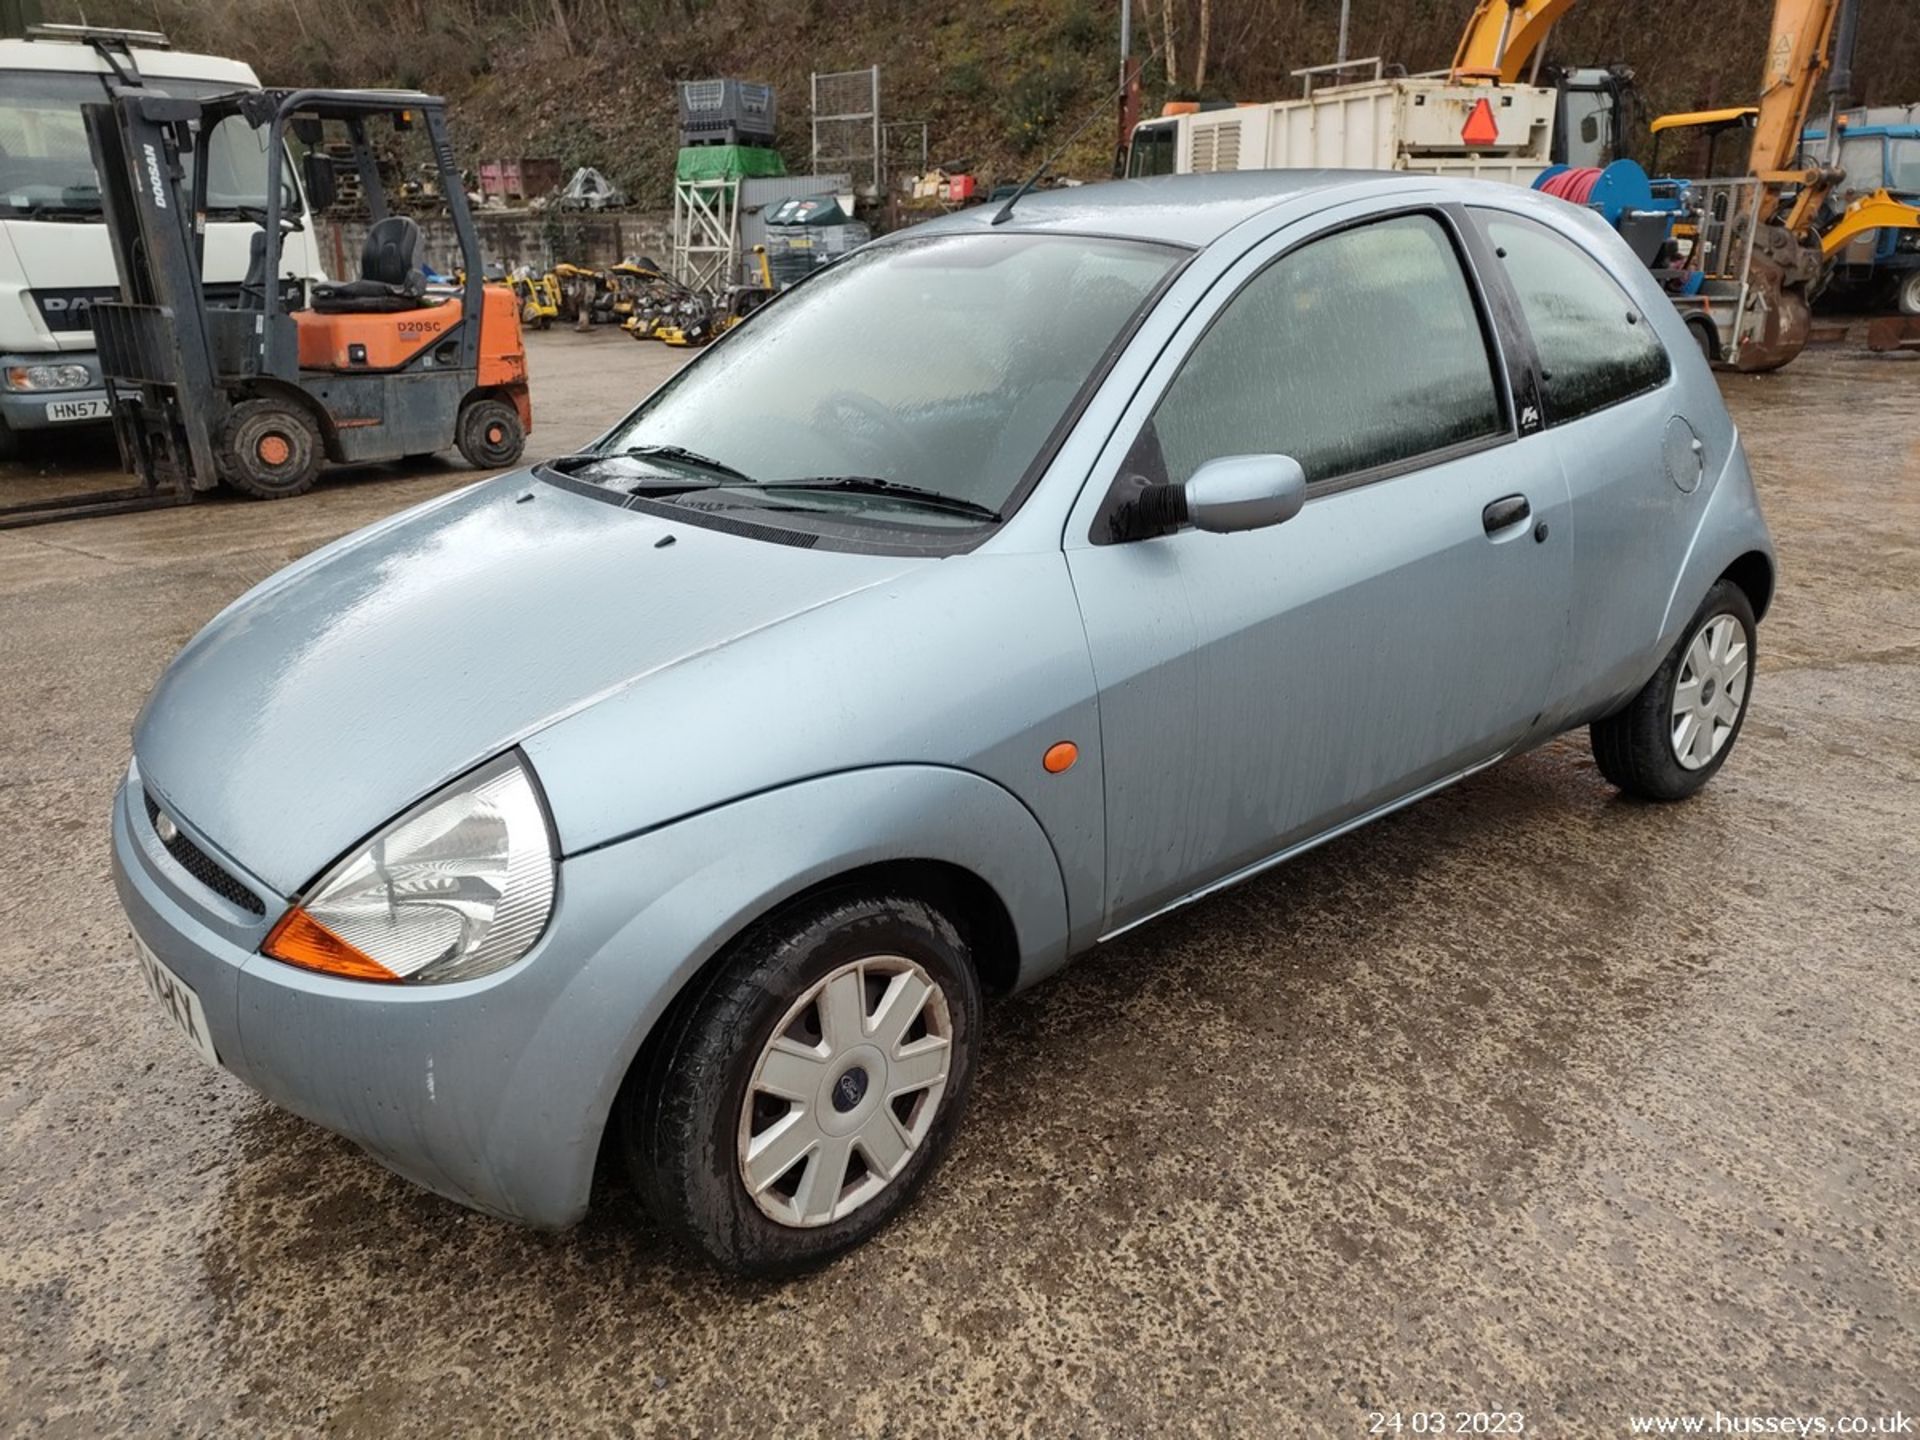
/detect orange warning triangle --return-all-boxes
[1461,97,1500,147]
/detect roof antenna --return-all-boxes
[991,76,1134,226]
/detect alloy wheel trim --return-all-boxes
[736,953,953,1229]
[1670,612,1749,771]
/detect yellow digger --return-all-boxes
[508,266,561,330]
[1635,0,1920,367]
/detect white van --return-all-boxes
[0,27,326,456]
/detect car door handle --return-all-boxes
[1482,494,1531,535]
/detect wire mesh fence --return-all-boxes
[811,67,881,194]
[881,121,929,189]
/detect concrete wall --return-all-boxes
[315,209,674,279]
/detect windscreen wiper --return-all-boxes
[21,201,103,220]
[760,476,1003,522]
[541,449,727,497]
[611,444,756,485]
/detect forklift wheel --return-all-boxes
[456,398,527,470]
[221,400,323,500]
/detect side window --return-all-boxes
[1478,211,1670,424]
[1145,213,1505,489]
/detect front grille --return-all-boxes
[142,790,266,915]
[30,286,118,334]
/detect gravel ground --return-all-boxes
[1,332,1915,1437]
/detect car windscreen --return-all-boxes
[0,71,284,219]
[589,231,1184,524]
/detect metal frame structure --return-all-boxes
[811,67,881,196]
[670,176,744,293]
[1668,177,1765,367]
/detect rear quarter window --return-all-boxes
[1477,210,1670,424]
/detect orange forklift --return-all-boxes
[78,84,528,508]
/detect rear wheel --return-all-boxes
[1590,579,1756,801]
[1898,270,1920,317]
[455,396,525,470]
[220,399,323,500]
[626,891,982,1276]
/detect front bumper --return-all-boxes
[110,763,681,1229]
[1,351,107,431]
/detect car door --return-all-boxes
[1065,205,1573,936]
[1467,207,1688,721]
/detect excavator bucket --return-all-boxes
[1728,254,1813,374]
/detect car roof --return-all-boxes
[916,169,1444,248]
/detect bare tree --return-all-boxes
[1163,0,1179,90]
[1193,0,1213,90]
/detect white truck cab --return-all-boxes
[0,26,326,455]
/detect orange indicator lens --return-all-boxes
[263,908,402,983]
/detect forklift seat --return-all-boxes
[311,215,431,314]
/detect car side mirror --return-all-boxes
[1184,453,1307,533]
[301,150,337,212]
[1109,454,1307,542]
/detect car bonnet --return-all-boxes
[132,474,925,897]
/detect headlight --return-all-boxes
[5,362,92,392]
[264,753,555,985]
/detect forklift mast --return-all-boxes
[85,88,227,496]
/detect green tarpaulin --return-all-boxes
[675,146,787,182]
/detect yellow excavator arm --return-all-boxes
[1751,0,1843,185]
[1449,0,1581,83]
[1819,187,1920,256]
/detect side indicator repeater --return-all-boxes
[1043,741,1079,774]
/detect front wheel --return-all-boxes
[1590,578,1757,801]
[625,892,982,1276]
[454,396,526,470]
[219,398,323,499]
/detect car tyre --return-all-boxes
[626,891,983,1276]
[1590,578,1756,802]
[219,399,323,499]
[0,416,21,461]
[455,396,526,470]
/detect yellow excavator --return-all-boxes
[1628,0,1916,366]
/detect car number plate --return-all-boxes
[133,939,221,1069]
[44,398,110,422]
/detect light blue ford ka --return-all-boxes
[113,172,1774,1274]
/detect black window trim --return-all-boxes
[1089,201,1527,544]
[1461,203,1674,428]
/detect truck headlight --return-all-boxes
[4,362,92,392]
[264,753,555,985]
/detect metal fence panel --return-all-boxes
[811,66,881,195]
